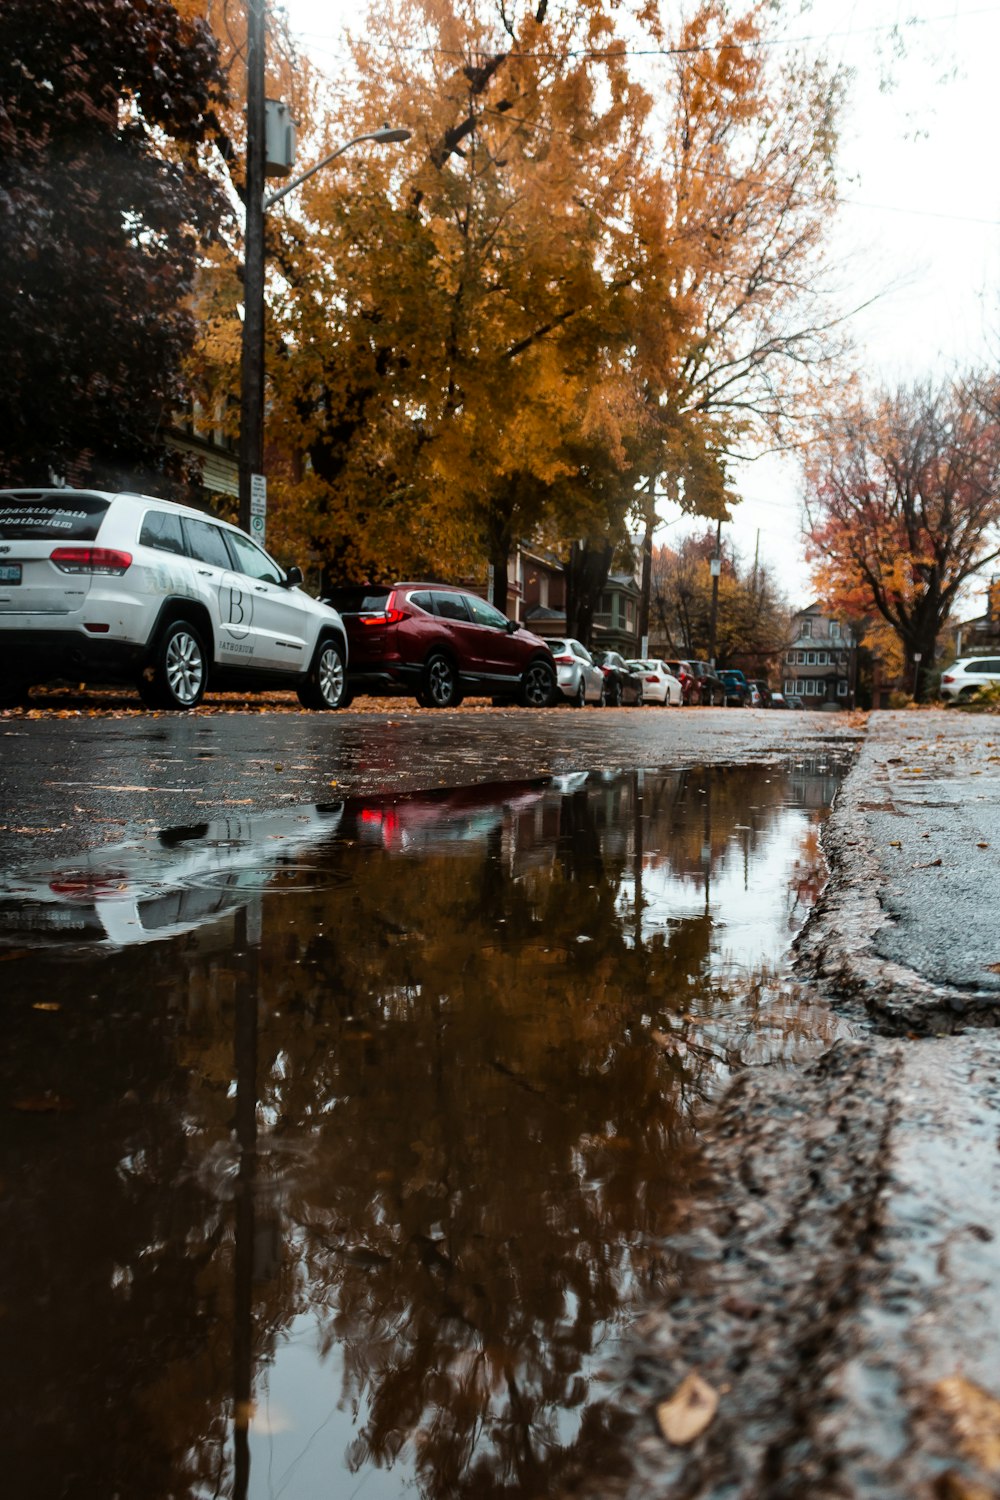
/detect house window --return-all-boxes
[801,619,812,638]
[807,651,816,665]
[837,679,848,696]
[786,651,794,663]
[625,600,634,628]
[831,620,841,639]
[784,679,795,695]
[803,679,815,695]
[598,593,611,617]
[817,651,827,665]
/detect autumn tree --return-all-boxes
[805,374,1000,699]
[630,0,848,633]
[650,530,790,669]
[0,0,230,490]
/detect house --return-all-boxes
[783,603,856,707]
[592,573,642,655]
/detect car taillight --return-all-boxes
[645,674,658,682]
[50,546,132,575]
[553,654,574,664]
[941,674,954,683]
[359,609,405,626]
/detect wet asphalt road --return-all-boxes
[0,701,859,866]
[4,702,1000,1498]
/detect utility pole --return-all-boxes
[638,473,656,657]
[238,0,267,534]
[707,517,722,668]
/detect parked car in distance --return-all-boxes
[547,638,606,706]
[786,694,806,710]
[626,659,683,706]
[323,583,557,708]
[939,656,1000,701]
[591,649,644,706]
[664,659,698,704]
[0,487,349,710]
[718,668,753,707]
[769,691,789,708]
[685,660,726,706]
[748,679,772,707]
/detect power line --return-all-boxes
[290,4,1000,63]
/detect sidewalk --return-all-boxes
[581,711,1000,1500]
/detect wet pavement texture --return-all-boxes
[0,703,860,866]
[0,759,850,1500]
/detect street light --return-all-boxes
[236,0,411,533]
[263,127,412,210]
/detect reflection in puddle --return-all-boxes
[0,762,850,1499]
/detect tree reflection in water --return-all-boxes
[0,762,847,1500]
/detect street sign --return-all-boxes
[250,513,266,541]
[250,474,267,517]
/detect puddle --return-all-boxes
[0,760,851,1499]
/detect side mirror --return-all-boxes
[506,618,520,633]
[285,564,303,588]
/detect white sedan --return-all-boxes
[626,659,684,705]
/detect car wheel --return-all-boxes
[597,680,607,707]
[572,676,586,708]
[423,651,463,708]
[297,637,349,710]
[520,658,557,708]
[635,690,643,707]
[139,619,207,709]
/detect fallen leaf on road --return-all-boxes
[912,858,943,869]
[932,1374,1000,1473]
[656,1373,719,1445]
[11,1093,76,1112]
[32,1002,61,1012]
[977,842,989,849]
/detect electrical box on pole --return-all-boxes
[264,100,296,178]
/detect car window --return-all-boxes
[325,586,391,614]
[465,595,508,629]
[968,659,1000,673]
[432,591,472,622]
[548,640,567,654]
[183,517,233,570]
[225,531,283,585]
[139,509,186,556]
[407,591,433,613]
[572,641,593,664]
[0,493,110,540]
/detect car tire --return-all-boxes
[520,658,557,708]
[138,619,207,710]
[635,690,644,707]
[597,680,607,708]
[422,651,463,708]
[572,677,586,708]
[297,637,349,710]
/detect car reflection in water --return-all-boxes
[0,762,853,1500]
[0,803,347,949]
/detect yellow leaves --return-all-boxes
[656,1372,720,1445]
[932,1375,1000,1475]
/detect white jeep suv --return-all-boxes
[0,488,349,710]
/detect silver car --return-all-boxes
[547,638,606,706]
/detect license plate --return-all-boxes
[0,563,21,584]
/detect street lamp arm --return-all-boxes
[263,127,411,210]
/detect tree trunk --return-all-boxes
[566,539,614,646]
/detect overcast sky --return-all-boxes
[280,0,1000,607]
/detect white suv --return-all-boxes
[0,488,349,710]
[939,655,1000,701]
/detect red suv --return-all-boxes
[324,584,558,708]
